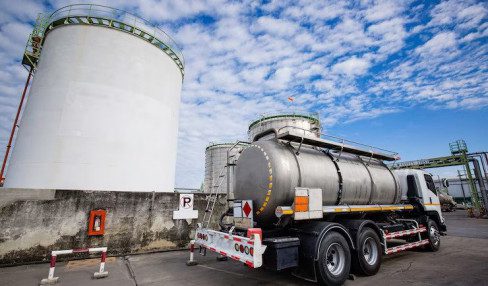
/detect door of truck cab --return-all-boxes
[420,173,441,211]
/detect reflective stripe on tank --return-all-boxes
[249,144,273,215]
[276,204,415,216]
[324,204,414,213]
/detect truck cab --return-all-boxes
[394,169,446,231]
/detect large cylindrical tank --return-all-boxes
[248,114,321,142]
[234,140,400,226]
[4,6,184,192]
[203,143,248,196]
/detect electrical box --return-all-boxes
[88,210,106,236]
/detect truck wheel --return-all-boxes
[352,227,381,276]
[317,232,351,286]
[425,220,441,252]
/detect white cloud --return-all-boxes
[254,16,299,36]
[415,32,457,56]
[332,56,371,76]
[363,0,407,22]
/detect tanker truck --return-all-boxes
[187,131,446,286]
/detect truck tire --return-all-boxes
[317,231,351,286]
[425,219,441,252]
[352,227,381,276]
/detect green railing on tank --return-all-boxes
[22,4,185,78]
[248,113,321,130]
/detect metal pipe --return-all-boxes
[458,170,467,204]
[0,67,33,185]
[471,158,488,210]
[469,153,488,204]
[484,152,488,186]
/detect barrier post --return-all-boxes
[40,254,59,285]
[186,240,198,266]
[93,249,109,278]
[39,247,108,284]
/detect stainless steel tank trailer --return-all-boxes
[188,130,446,286]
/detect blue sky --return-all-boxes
[0,0,487,188]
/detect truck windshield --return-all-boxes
[424,174,437,195]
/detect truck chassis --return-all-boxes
[187,199,444,286]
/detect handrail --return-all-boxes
[48,4,184,66]
[276,125,399,158]
[248,112,320,130]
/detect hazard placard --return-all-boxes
[233,200,253,228]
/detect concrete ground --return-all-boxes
[1,210,488,286]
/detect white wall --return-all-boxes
[5,25,183,192]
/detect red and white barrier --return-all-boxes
[186,240,198,266]
[40,247,108,285]
[188,227,267,268]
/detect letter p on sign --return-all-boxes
[173,194,198,219]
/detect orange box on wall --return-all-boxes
[88,210,106,236]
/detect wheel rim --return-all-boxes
[324,243,346,276]
[362,237,378,265]
[430,225,440,246]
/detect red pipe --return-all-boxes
[0,67,33,185]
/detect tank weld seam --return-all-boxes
[254,145,273,216]
[358,155,375,205]
[325,150,343,205]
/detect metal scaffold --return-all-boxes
[391,140,488,215]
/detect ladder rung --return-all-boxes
[385,239,429,254]
[384,227,426,239]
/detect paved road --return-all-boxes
[1,210,487,285]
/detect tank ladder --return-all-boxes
[201,165,227,228]
[201,141,247,228]
[381,220,429,255]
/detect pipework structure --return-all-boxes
[391,140,488,213]
[1,4,184,192]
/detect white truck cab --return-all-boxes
[394,169,445,227]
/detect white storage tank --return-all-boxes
[203,143,248,196]
[4,5,184,192]
[248,114,321,142]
